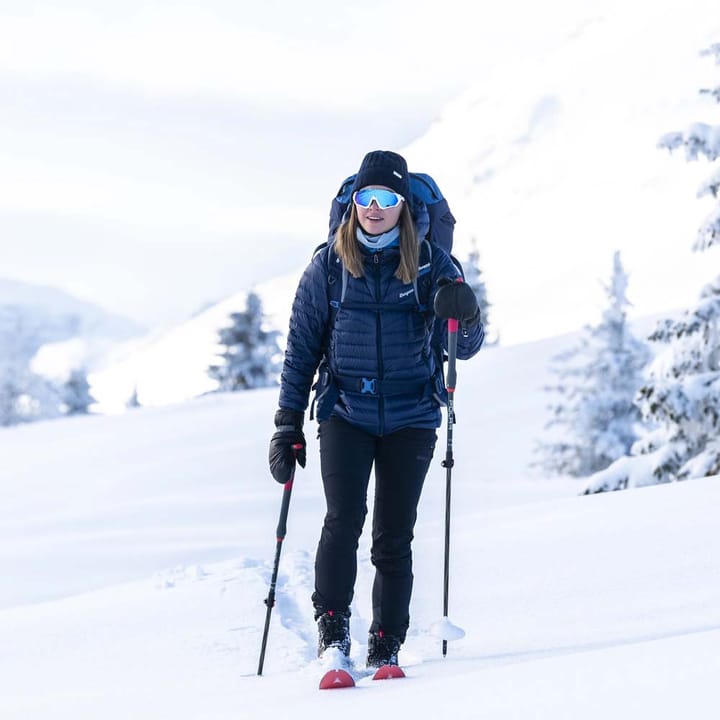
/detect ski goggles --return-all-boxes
[352,188,405,210]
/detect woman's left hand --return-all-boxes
[434,278,480,326]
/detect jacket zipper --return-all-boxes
[374,252,384,435]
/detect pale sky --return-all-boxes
[4,0,719,349]
[0,0,594,332]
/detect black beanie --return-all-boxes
[351,150,410,201]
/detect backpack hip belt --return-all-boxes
[334,374,430,397]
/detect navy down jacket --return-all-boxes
[278,241,484,436]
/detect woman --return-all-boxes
[269,150,483,668]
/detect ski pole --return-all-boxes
[257,444,303,676]
[441,317,459,658]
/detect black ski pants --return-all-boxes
[311,416,437,642]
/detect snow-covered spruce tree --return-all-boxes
[535,252,651,478]
[583,44,720,493]
[126,386,141,409]
[0,306,61,427]
[0,372,60,427]
[208,291,281,391]
[658,43,720,251]
[0,371,26,426]
[62,368,96,415]
[463,237,492,335]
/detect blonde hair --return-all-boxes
[334,203,419,284]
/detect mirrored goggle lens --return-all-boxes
[353,189,405,209]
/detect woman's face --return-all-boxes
[355,185,404,235]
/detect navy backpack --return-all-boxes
[328,172,456,255]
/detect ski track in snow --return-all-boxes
[272,550,318,663]
[253,545,388,670]
[232,537,425,676]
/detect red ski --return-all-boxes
[319,668,355,690]
[372,664,405,680]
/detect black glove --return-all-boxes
[268,409,307,484]
[434,278,480,326]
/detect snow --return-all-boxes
[2,331,719,719]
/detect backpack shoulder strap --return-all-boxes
[414,239,433,310]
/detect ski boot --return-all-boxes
[317,610,351,658]
[366,630,401,668]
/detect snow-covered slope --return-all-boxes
[3,476,718,720]
[89,270,301,410]
[3,332,576,609]
[404,1,720,344]
[2,331,719,719]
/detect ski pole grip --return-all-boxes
[446,319,458,391]
[275,447,302,539]
[276,485,292,540]
[283,443,303,489]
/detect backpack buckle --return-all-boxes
[360,378,377,395]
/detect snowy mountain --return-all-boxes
[2,331,719,719]
[0,277,141,339]
[403,1,720,344]
[0,276,144,382]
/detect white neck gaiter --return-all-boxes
[355,226,400,252]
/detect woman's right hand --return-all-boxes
[268,409,307,483]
